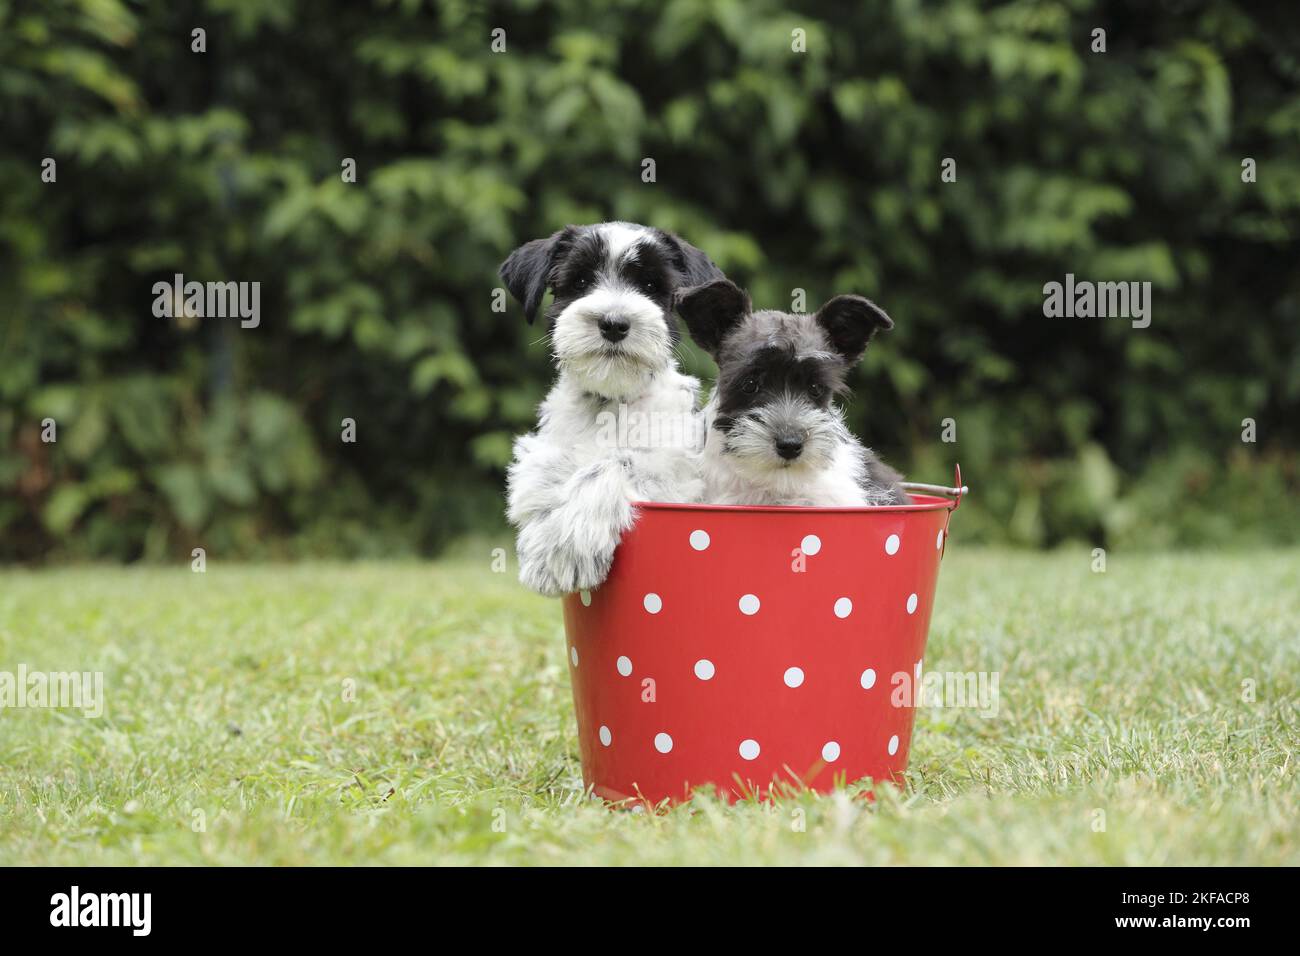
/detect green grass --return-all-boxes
[1,548,1296,865]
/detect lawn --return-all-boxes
[0,548,1296,866]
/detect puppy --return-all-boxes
[502,222,723,596]
[676,279,909,507]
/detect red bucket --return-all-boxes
[562,474,965,806]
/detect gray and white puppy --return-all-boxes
[502,222,722,596]
[676,278,909,507]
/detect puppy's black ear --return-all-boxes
[674,279,750,356]
[815,295,893,364]
[499,228,572,324]
[660,231,725,286]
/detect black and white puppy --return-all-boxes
[502,222,723,596]
[676,279,909,507]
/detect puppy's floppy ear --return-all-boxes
[674,278,750,356]
[815,295,894,364]
[660,231,725,286]
[499,227,572,324]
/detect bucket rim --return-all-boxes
[632,493,955,515]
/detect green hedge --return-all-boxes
[2,0,1297,561]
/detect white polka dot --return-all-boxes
[738,739,760,760]
[654,732,673,754]
[643,592,662,614]
[689,529,710,551]
[598,725,612,747]
[888,734,900,756]
[822,741,841,762]
[906,593,918,614]
[616,655,632,677]
[800,534,821,556]
[860,668,877,689]
[579,589,592,607]
[694,659,715,680]
[936,529,944,550]
[885,533,901,555]
[834,597,853,618]
[738,593,761,615]
[783,666,804,688]
[569,646,578,667]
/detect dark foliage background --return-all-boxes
[2,0,1298,562]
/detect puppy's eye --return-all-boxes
[809,383,825,400]
[573,276,590,290]
[741,376,759,395]
[641,279,660,295]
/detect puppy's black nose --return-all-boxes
[776,437,803,460]
[598,316,630,343]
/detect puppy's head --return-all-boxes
[500,222,722,399]
[676,278,892,482]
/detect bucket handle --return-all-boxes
[901,465,966,559]
[901,463,967,510]
[900,480,970,501]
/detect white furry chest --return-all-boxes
[535,371,703,501]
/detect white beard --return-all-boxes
[695,392,889,507]
[549,286,669,401]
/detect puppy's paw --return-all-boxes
[537,504,634,595]
[563,538,618,593]
[516,461,638,596]
[515,520,569,598]
[530,534,615,595]
[517,558,567,598]
[563,505,636,592]
[563,453,632,490]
